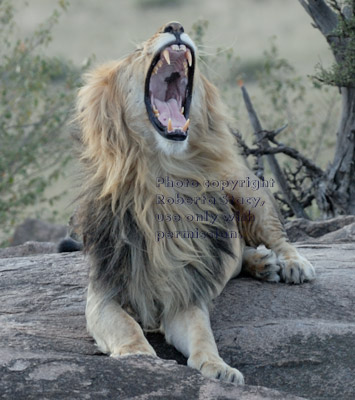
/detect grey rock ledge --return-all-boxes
[1,242,354,399]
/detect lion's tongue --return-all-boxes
[155,98,186,130]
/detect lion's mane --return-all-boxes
[75,43,243,328]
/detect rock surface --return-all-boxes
[1,242,354,399]
[285,215,355,242]
[0,241,58,258]
[10,218,67,246]
[9,214,355,249]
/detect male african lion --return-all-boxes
[69,22,315,384]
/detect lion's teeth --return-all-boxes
[183,61,188,76]
[180,44,186,51]
[153,105,159,117]
[181,106,184,114]
[167,118,173,132]
[153,60,163,75]
[185,49,192,67]
[182,118,190,132]
[163,49,170,65]
[171,44,179,51]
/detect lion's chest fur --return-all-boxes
[85,185,239,329]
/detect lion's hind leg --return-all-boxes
[242,246,282,283]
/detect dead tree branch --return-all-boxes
[249,133,324,178]
[237,82,265,178]
[238,82,310,219]
[298,0,339,49]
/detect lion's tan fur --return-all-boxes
[75,40,246,324]
[74,23,315,384]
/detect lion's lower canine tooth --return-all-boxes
[168,118,173,132]
[163,49,170,65]
[181,107,184,114]
[182,119,190,132]
[183,61,188,76]
[185,49,192,67]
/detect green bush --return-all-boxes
[256,40,339,164]
[314,0,355,88]
[0,0,90,245]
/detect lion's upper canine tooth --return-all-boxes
[185,49,192,67]
[182,119,190,132]
[163,49,170,65]
[167,118,173,132]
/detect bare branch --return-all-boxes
[298,0,338,38]
[298,0,347,64]
[239,82,310,219]
[328,0,345,19]
[254,124,288,145]
[247,140,324,178]
[238,82,264,177]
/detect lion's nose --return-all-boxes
[164,22,184,37]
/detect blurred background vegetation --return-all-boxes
[0,0,343,245]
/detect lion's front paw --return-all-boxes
[111,342,157,358]
[279,254,316,284]
[200,360,244,384]
[188,355,244,384]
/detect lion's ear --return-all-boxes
[76,61,126,160]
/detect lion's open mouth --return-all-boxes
[145,42,195,141]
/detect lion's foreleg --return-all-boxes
[163,305,244,384]
[86,283,156,357]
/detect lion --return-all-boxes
[63,21,315,384]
